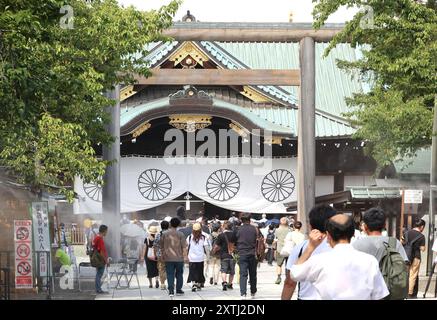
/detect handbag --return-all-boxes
[280,238,294,257]
[146,239,157,261]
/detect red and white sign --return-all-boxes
[14,220,33,289]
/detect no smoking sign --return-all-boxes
[16,227,30,241]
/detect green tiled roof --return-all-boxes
[123,39,362,138]
[214,42,364,117]
[121,97,355,138]
[347,186,402,199]
[394,148,431,175]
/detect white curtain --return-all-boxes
[74,156,298,214]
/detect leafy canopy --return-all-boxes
[313,0,437,167]
[0,0,180,199]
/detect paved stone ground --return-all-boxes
[92,261,293,301]
[25,245,434,301]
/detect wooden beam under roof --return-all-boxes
[134,69,300,86]
[163,22,343,42]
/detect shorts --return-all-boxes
[276,253,288,267]
[220,258,236,275]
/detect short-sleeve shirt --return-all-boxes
[285,239,332,300]
[216,231,237,259]
[405,230,426,260]
[289,244,389,300]
[236,224,257,256]
[92,235,108,261]
[352,236,408,263]
[187,235,208,263]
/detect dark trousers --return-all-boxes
[95,266,105,292]
[238,255,257,296]
[266,248,274,265]
[165,261,184,293]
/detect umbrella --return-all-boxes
[120,223,146,238]
[266,219,280,226]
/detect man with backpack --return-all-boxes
[91,225,109,294]
[403,218,426,298]
[352,208,408,300]
[214,221,237,291]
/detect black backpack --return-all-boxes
[266,232,275,245]
[402,231,423,263]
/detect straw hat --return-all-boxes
[193,222,202,231]
[148,225,159,235]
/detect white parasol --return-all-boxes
[120,223,146,238]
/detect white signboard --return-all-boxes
[14,220,33,289]
[404,190,423,204]
[31,202,51,277]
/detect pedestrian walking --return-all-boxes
[279,221,305,269]
[274,217,291,284]
[281,205,338,300]
[215,221,237,291]
[236,213,258,299]
[160,217,187,297]
[91,224,109,294]
[265,225,275,266]
[142,225,160,289]
[208,223,222,286]
[153,220,169,290]
[187,223,209,292]
[352,208,408,299]
[403,218,426,298]
[289,214,389,300]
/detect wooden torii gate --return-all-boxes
[102,22,343,260]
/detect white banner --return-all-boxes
[14,220,33,289]
[31,202,52,277]
[74,157,316,214]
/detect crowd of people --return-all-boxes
[87,206,433,300]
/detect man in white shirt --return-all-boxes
[281,205,338,300]
[289,214,389,300]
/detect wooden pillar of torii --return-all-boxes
[102,23,341,258]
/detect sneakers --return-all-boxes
[169,290,174,297]
[241,294,247,300]
[227,283,233,290]
[209,277,213,285]
[176,290,185,296]
[275,276,281,285]
[222,282,227,291]
[192,285,197,292]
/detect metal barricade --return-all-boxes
[34,251,53,300]
[0,251,11,300]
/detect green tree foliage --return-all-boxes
[313,0,437,166]
[0,0,180,199]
